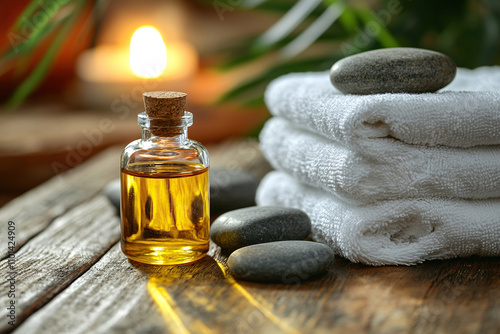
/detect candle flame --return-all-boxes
[129,26,167,78]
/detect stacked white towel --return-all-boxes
[256,67,500,265]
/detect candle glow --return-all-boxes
[129,26,167,78]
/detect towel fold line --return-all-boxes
[256,171,500,266]
[257,66,500,265]
[260,117,500,204]
[264,67,500,149]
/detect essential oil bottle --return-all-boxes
[120,91,210,265]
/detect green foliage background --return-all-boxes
[216,0,500,106]
[2,0,499,108]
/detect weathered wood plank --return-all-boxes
[208,139,271,179]
[0,147,122,259]
[0,140,266,260]
[2,141,499,334]
[211,254,500,334]
[13,244,166,334]
[0,139,272,333]
[0,196,120,333]
[12,239,500,334]
[15,243,296,334]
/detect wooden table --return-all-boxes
[0,144,499,334]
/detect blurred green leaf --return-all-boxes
[6,1,85,109]
[337,6,358,32]
[322,0,359,33]
[10,0,43,31]
[218,44,273,71]
[479,4,500,65]
[1,18,60,64]
[354,6,399,48]
[198,0,328,16]
[241,95,265,107]
[216,56,337,104]
[255,1,326,16]
[9,0,71,52]
[218,27,349,71]
[215,0,403,106]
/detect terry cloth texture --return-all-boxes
[257,66,500,265]
[257,172,500,266]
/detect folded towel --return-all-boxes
[260,118,500,203]
[256,171,500,265]
[264,67,500,149]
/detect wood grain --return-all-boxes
[13,244,166,334]
[208,139,272,179]
[0,147,121,259]
[15,243,295,334]
[0,141,499,334]
[212,250,500,334]
[0,196,120,333]
[11,241,500,334]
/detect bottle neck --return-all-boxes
[137,111,193,147]
[141,127,189,146]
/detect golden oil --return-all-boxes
[120,91,210,265]
[120,164,209,265]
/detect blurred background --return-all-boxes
[0,0,499,207]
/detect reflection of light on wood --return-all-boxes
[147,279,190,334]
[214,260,301,334]
[129,26,167,78]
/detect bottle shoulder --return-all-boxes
[121,138,209,174]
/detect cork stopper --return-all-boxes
[143,91,188,136]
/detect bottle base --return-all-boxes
[121,240,209,265]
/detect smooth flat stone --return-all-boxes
[210,169,260,214]
[104,179,120,211]
[330,47,456,94]
[227,241,334,283]
[211,206,311,251]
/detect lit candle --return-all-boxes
[76,25,198,109]
[129,26,167,78]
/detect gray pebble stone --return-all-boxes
[210,169,260,214]
[211,206,311,251]
[330,47,456,94]
[228,241,334,283]
[104,179,120,211]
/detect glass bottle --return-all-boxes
[120,91,210,265]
